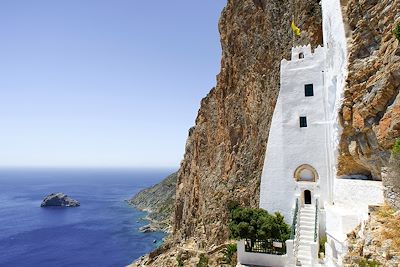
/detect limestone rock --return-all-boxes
[343,207,400,267]
[338,0,400,179]
[40,193,80,207]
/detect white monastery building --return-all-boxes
[237,0,384,266]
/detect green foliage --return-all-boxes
[356,258,381,267]
[392,138,400,155]
[228,206,290,242]
[319,236,327,255]
[176,256,184,267]
[222,243,237,265]
[394,22,400,42]
[226,200,240,213]
[196,254,208,267]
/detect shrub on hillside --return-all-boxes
[196,254,208,267]
[222,243,237,266]
[394,22,400,42]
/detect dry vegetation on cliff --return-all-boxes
[344,205,400,267]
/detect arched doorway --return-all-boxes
[304,190,312,205]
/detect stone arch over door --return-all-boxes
[294,164,319,182]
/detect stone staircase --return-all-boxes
[296,204,316,267]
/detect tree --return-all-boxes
[228,206,290,244]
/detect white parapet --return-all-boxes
[237,240,292,267]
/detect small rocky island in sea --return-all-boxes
[41,193,80,207]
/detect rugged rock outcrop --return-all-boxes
[40,193,80,207]
[343,206,400,267]
[338,0,400,179]
[129,172,177,232]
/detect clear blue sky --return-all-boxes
[0,0,226,168]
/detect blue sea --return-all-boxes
[0,168,173,267]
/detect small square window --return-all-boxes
[305,84,314,97]
[300,117,307,128]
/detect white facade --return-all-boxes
[259,44,331,222]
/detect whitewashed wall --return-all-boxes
[321,0,349,200]
[259,45,329,221]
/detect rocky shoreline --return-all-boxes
[128,172,177,233]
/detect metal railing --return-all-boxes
[290,198,299,239]
[293,198,301,264]
[314,199,319,242]
[244,239,287,255]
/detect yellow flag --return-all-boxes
[291,21,301,36]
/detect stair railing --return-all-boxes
[314,199,319,242]
[290,198,299,239]
[291,198,301,265]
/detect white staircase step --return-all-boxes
[299,239,314,245]
[300,213,315,218]
[300,223,314,229]
[300,212,315,217]
[300,229,314,235]
[298,255,312,262]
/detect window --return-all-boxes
[305,84,314,97]
[300,116,307,127]
[299,52,304,59]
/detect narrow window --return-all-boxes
[299,52,304,59]
[305,84,314,97]
[300,117,307,128]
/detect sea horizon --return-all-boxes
[0,168,174,267]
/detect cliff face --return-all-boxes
[173,0,323,249]
[338,0,400,179]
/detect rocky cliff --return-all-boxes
[129,172,177,232]
[343,205,400,266]
[338,0,400,179]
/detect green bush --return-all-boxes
[394,22,400,42]
[176,256,184,267]
[392,138,400,155]
[228,206,290,243]
[196,254,208,267]
[356,258,381,267]
[222,243,237,265]
[226,200,240,213]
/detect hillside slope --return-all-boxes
[129,172,177,232]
